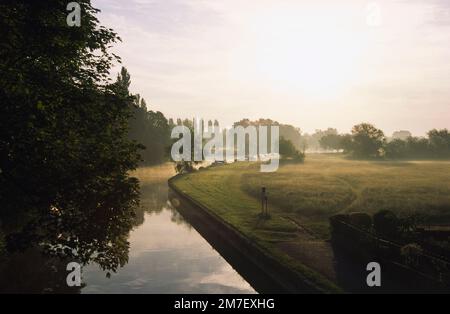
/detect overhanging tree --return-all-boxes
[0,0,140,272]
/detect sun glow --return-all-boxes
[230,4,368,100]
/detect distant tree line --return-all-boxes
[235,118,304,150]
[300,128,338,152]
[234,119,305,162]
[279,137,305,162]
[318,123,450,159]
[170,118,305,173]
[114,67,173,166]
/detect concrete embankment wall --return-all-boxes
[168,175,331,294]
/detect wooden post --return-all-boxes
[265,195,268,218]
[261,187,266,216]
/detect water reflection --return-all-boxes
[82,208,254,293]
[82,165,254,293]
[0,164,254,293]
[0,247,82,294]
[1,171,139,293]
[132,181,189,229]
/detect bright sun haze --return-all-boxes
[94,0,450,136]
[230,3,367,100]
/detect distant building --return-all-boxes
[391,130,412,141]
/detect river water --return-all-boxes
[0,164,254,293]
[3,164,442,293]
[81,165,255,293]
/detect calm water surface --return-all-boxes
[81,165,255,293]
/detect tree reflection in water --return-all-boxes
[0,164,192,293]
[0,176,139,293]
[132,177,190,229]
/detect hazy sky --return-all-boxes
[93,0,450,136]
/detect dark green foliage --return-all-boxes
[317,124,450,160]
[349,212,372,230]
[317,125,387,157]
[373,210,400,239]
[0,1,140,272]
[234,118,304,151]
[404,136,431,158]
[384,130,450,159]
[319,133,347,151]
[349,123,386,158]
[428,129,450,157]
[128,90,171,166]
[384,138,409,159]
[302,128,338,152]
[175,161,196,174]
[0,247,83,293]
[279,137,305,162]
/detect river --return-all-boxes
[0,164,254,294]
[81,164,255,293]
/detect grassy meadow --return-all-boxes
[171,154,450,291]
[172,154,450,239]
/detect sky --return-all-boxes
[93,0,450,136]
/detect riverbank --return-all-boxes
[169,170,342,293]
[169,155,450,293]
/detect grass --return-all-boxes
[174,155,450,238]
[171,154,450,291]
[243,155,450,237]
